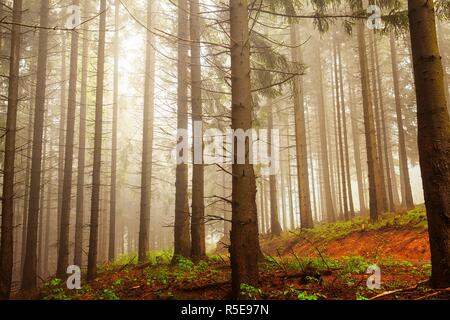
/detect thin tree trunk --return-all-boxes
[290,24,313,228]
[0,0,22,299]
[173,0,191,261]
[74,2,90,267]
[108,0,120,262]
[190,0,206,260]
[87,0,107,280]
[389,32,415,210]
[337,42,354,218]
[268,102,282,236]
[356,19,383,223]
[407,0,450,288]
[229,0,259,297]
[138,0,155,263]
[21,0,49,290]
[57,0,80,279]
[286,126,295,229]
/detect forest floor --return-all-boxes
[33,206,449,300]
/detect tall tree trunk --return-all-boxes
[138,0,155,263]
[74,2,90,267]
[356,19,383,223]
[334,40,349,220]
[348,78,367,214]
[290,24,313,228]
[369,32,388,213]
[436,22,450,116]
[389,33,415,210]
[190,0,206,260]
[57,35,67,243]
[43,147,52,278]
[286,126,295,228]
[407,0,450,288]
[109,0,120,262]
[173,0,191,261]
[229,0,259,298]
[337,42,354,218]
[268,102,282,236]
[21,0,49,290]
[87,0,107,280]
[374,35,396,212]
[57,0,80,279]
[315,39,335,222]
[0,0,22,299]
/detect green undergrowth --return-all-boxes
[283,205,427,243]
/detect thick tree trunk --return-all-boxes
[173,0,191,261]
[21,0,49,290]
[74,2,90,267]
[356,20,384,223]
[0,0,22,299]
[290,24,313,228]
[229,0,260,298]
[57,0,80,279]
[139,0,155,263]
[87,0,107,280]
[407,0,450,288]
[190,0,206,261]
[389,33,415,210]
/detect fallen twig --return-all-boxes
[369,280,428,300]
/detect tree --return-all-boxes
[87,0,107,280]
[0,0,22,299]
[407,0,450,288]
[356,17,383,223]
[389,32,414,211]
[21,0,50,290]
[229,0,260,298]
[190,0,206,260]
[57,0,80,279]
[138,0,155,263]
[173,0,191,261]
[109,0,120,262]
[74,0,90,267]
[290,23,313,228]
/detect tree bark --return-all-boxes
[356,20,384,223]
[407,0,450,288]
[229,0,260,298]
[138,0,155,263]
[290,24,313,228]
[21,0,49,290]
[74,1,90,267]
[173,0,191,261]
[0,0,22,299]
[190,0,206,261]
[57,0,80,279]
[389,33,415,211]
[87,0,107,280]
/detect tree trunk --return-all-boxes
[138,0,155,263]
[407,0,450,288]
[229,0,260,298]
[334,40,349,221]
[356,20,383,223]
[290,24,313,228]
[173,0,191,261]
[21,0,49,290]
[109,0,120,262]
[74,1,90,267]
[0,0,22,299]
[268,102,282,236]
[389,33,415,211]
[87,0,107,280]
[190,0,206,261]
[286,126,296,228]
[57,0,80,279]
